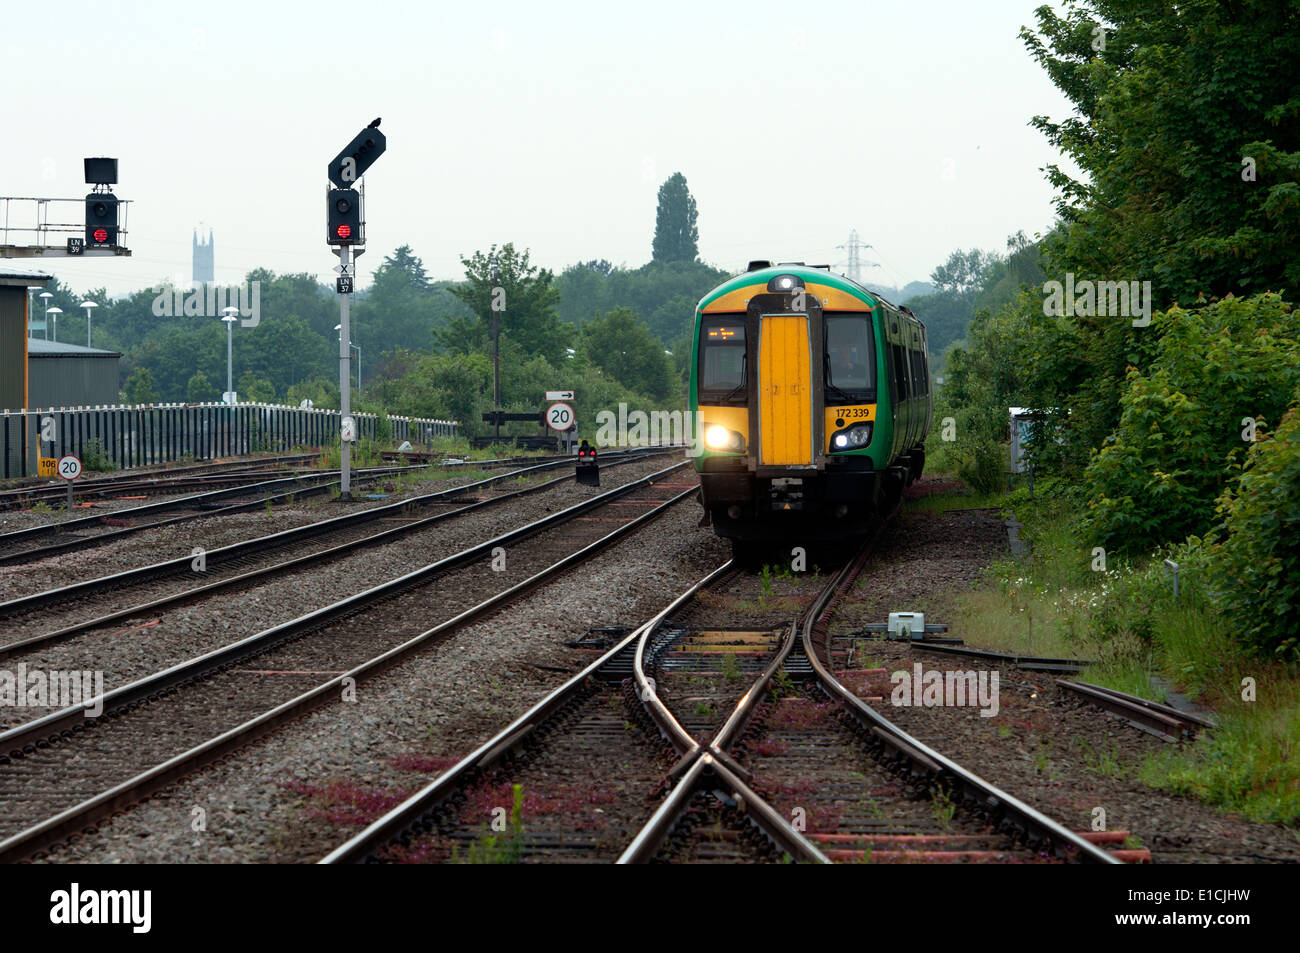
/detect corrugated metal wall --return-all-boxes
[0,287,26,411]
[28,355,120,408]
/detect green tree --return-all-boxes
[1013,2,1300,468]
[443,244,571,366]
[352,245,470,358]
[286,377,339,409]
[123,367,156,404]
[581,308,675,402]
[1208,405,1300,662]
[930,248,1000,306]
[237,371,278,403]
[1023,1,1300,304]
[186,370,214,403]
[651,172,699,264]
[1081,294,1300,551]
[554,259,616,326]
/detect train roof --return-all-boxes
[696,264,901,315]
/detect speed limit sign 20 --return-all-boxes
[546,402,574,432]
[58,455,83,481]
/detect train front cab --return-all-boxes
[696,277,892,542]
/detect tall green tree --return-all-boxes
[651,172,699,264]
[1012,1,1300,467]
[352,245,470,357]
[443,243,571,366]
[929,248,1001,305]
[1022,0,1300,304]
[581,308,675,402]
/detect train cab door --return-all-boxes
[745,292,824,474]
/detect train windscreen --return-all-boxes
[825,314,875,396]
[699,321,746,398]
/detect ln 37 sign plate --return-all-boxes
[336,276,353,294]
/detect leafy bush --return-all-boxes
[1205,405,1300,663]
[1082,294,1300,552]
[80,438,115,472]
[953,438,1005,495]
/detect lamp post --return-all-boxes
[221,306,239,404]
[25,287,41,337]
[39,292,52,340]
[80,300,98,348]
[47,306,62,343]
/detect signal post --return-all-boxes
[325,120,386,500]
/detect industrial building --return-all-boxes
[1,264,52,412]
[26,338,122,408]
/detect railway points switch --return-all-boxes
[888,612,926,640]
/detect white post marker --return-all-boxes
[58,454,82,510]
[546,402,574,432]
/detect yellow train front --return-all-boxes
[690,262,931,544]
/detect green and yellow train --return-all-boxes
[690,261,931,543]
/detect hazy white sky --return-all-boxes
[2,0,1079,298]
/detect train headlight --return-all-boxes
[705,425,745,452]
[830,423,872,452]
[767,274,805,293]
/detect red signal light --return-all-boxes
[93,228,108,243]
[336,224,352,239]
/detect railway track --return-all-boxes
[0,449,668,567]
[319,563,770,864]
[0,449,617,514]
[0,453,320,509]
[0,450,673,674]
[1,463,322,510]
[0,461,696,861]
[0,464,429,565]
[325,520,1135,865]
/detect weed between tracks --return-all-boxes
[460,780,620,832]
[749,779,842,833]
[764,697,841,730]
[279,778,412,826]
[388,753,465,774]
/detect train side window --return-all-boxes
[893,343,910,401]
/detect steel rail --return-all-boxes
[0,453,319,505]
[0,451,664,623]
[0,464,425,550]
[0,462,624,660]
[628,513,1119,865]
[798,563,1120,864]
[0,460,691,758]
[0,448,669,566]
[912,642,1096,672]
[618,563,843,863]
[0,478,697,862]
[320,560,733,864]
[1056,679,1215,739]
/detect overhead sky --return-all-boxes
[1,0,1080,298]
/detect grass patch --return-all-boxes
[1140,675,1300,824]
[944,489,1300,827]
